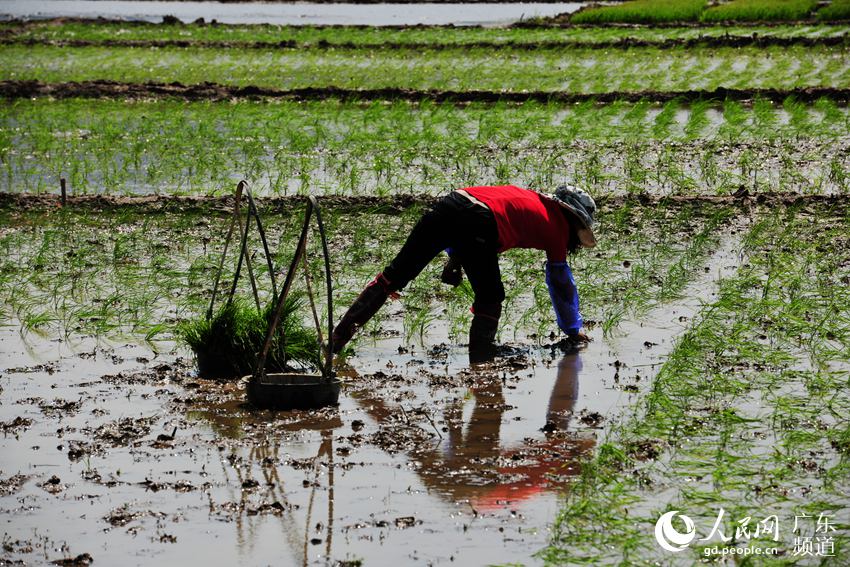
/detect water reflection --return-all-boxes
[353,353,595,509]
[186,352,594,565]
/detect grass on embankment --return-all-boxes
[541,202,850,564]
[819,0,850,20]
[568,0,837,23]
[702,0,819,23]
[570,0,707,24]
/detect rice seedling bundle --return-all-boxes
[179,296,320,378]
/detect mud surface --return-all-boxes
[4,34,847,50]
[0,232,743,565]
[3,79,850,105]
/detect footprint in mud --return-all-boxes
[90,416,155,446]
[0,416,32,433]
[40,475,66,494]
[51,553,94,567]
[0,474,30,497]
[39,398,83,417]
[579,411,605,428]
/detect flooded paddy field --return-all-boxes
[2,12,850,566]
[1,197,848,565]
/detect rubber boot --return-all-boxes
[468,302,501,363]
[332,273,392,353]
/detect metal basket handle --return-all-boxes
[207,180,277,319]
[256,196,334,381]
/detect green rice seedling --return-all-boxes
[545,204,850,564]
[717,99,750,142]
[683,99,711,140]
[701,0,818,22]
[179,296,320,378]
[650,99,681,139]
[570,0,706,24]
[827,155,849,192]
[817,0,850,21]
[751,97,779,140]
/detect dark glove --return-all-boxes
[440,255,463,287]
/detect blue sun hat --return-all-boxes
[552,185,598,248]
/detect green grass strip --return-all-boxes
[819,0,850,21]
[702,0,819,22]
[571,0,707,24]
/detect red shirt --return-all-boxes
[463,185,570,262]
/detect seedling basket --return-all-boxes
[245,194,340,410]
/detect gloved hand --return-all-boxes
[545,261,583,335]
[440,255,463,287]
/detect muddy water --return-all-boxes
[0,236,743,565]
[0,1,585,26]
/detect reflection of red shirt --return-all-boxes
[470,439,592,512]
[463,185,570,262]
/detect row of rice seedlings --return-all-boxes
[3,98,847,196]
[0,201,735,351]
[10,20,850,46]
[2,44,846,94]
[571,0,707,25]
[701,0,820,22]
[5,143,846,197]
[7,137,847,197]
[544,202,850,564]
[0,204,407,349]
[7,97,847,156]
[6,141,845,197]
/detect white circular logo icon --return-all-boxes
[655,510,696,552]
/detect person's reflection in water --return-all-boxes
[354,351,596,509]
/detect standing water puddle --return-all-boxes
[0,235,742,565]
[0,1,586,26]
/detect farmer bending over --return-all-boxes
[332,185,597,358]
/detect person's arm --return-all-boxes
[545,261,588,341]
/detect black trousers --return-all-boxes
[383,191,505,309]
